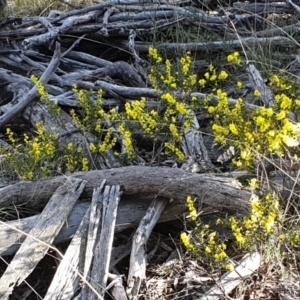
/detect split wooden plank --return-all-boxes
[247,64,273,107]
[0,177,86,299]
[79,182,107,300]
[199,252,262,300]
[87,185,122,299]
[126,196,170,300]
[44,185,104,300]
[180,109,217,173]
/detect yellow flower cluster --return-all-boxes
[82,157,89,171]
[237,81,243,89]
[230,193,279,248]
[205,231,228,261]
[147,48,202,161]
[186,196,197,221]
[64,144,85,172]
[253,89,261,97]
[148,47,163,64]
[6,128,15,144]
[162,59,177,88]
[271,74,292,90]
[207,78,300,169]
[227,51,241,65]
[169,123,181,142]
[161,92,176,105]
[230,216,246,245]
[89,142,97,153]
[180,232,195,253]
[181,196,234,272]
[200,65,228,88]
[99,128,117,152]
[164,142,185,161]
[64,153,77,172]
[180,51,192,75]
[31,75,61,118]
[125,98,159,138]
[148,68,161,93]
[71,85,106,134]
[3,122,59,180]
[27,122,56,162]
[119,123,135,159]
[6,81,102,180]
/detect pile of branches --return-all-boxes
[0,0,298,169]
[0,0,299,298]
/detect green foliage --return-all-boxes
[179,50,300,278]
[2,54,213,178]
[181,196,234,272]
[205,53,300,170]
[31,75,61,119]
[11,0,94,17]
[3,123,59,180]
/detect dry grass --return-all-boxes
[8,0,94,16]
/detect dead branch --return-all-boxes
[0,166,251,212]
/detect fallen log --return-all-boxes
[0,194,192,257]
[0,166,251,212]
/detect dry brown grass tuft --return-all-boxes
[9,0,94,16]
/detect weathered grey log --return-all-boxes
[0,177,86,299]
[286,0,300,14]
[61,61,145,87]
[0,195,182,257]
[233,2,293,14]
[0,166,251,212]
[133,36,295,52]
[247,64,273,107]
[23,11,99,48]
[0,0,6,9]
[180,109,217,173]
[10,40,64,85]
[82,80,157,98]
[85,183,106,265]
[0,42,61,129]
[64,50,112,67]
[110,240,132,268]
[44,192,97,300]
[257,23,300,38]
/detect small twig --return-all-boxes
[62,34,87,58]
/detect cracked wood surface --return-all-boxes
[0,177,86,299]
[0,166,251,213]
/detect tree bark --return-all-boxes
[0,166,251,213]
